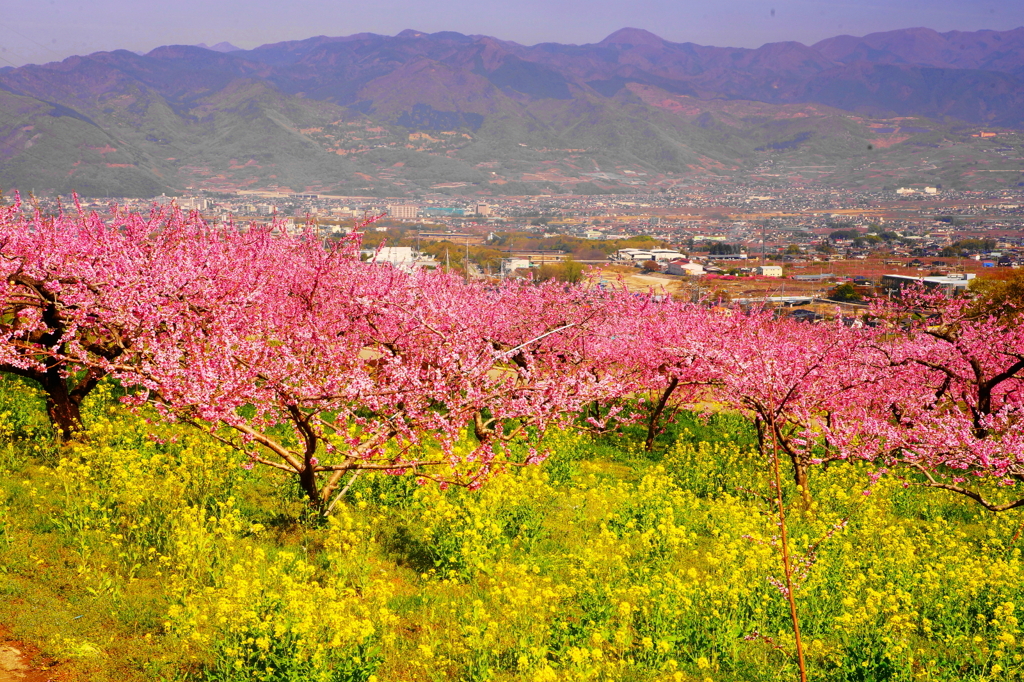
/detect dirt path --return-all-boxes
[0,644,30,682]
[0,630,60,682]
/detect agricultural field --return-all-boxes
[1,200,1022,682]
[2,380,1024,682]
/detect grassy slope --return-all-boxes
[1,380,1023,681]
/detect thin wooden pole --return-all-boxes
[769,411,808,682]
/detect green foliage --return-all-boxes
[420,241,506,272]
[941,238,997,257]
[851,234,883,247]
[709,243,742,255]
[970,270,1024,321]
[489,232,664,260]
[828,229,861,241]
[535,257,585,283]
[830,283,863,302]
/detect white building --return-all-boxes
[616,248,686,262]
[649,249,686,262]
[500,258,533,276]
[616,248,652,261]
[666,260,705,276]
[755,265,783,277]
[388,204,419,220]
[363,246,417,269]
[181,197,213,211]
[881,273,975,296]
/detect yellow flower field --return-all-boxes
[1,378,1023,681]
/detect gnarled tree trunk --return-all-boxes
[645,376,679,452]
[42,369,83,441]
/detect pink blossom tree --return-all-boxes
[0,195,632,506]
[861,288,1024,510]
[713,309,886,504]
[0,195,223,438]
[109,232,632,510]
[601,297,736,451]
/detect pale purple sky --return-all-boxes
[1,0,1021,67]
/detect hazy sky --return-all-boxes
[1,0,1022,67]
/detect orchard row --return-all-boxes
[1,195,1021,512]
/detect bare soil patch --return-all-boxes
[0,628,66,682]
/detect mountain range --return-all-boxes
[1,26,1023,197]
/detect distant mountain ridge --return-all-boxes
[195,42,244,53]
[813,26,1024,75]
[1,26,1023,196]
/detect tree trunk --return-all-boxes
[298,464,323,510]
[645,377,679,452]
[757,415,813,508]
[41,371,82,441]
[34,300,85,441]
[792,458,813,509]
